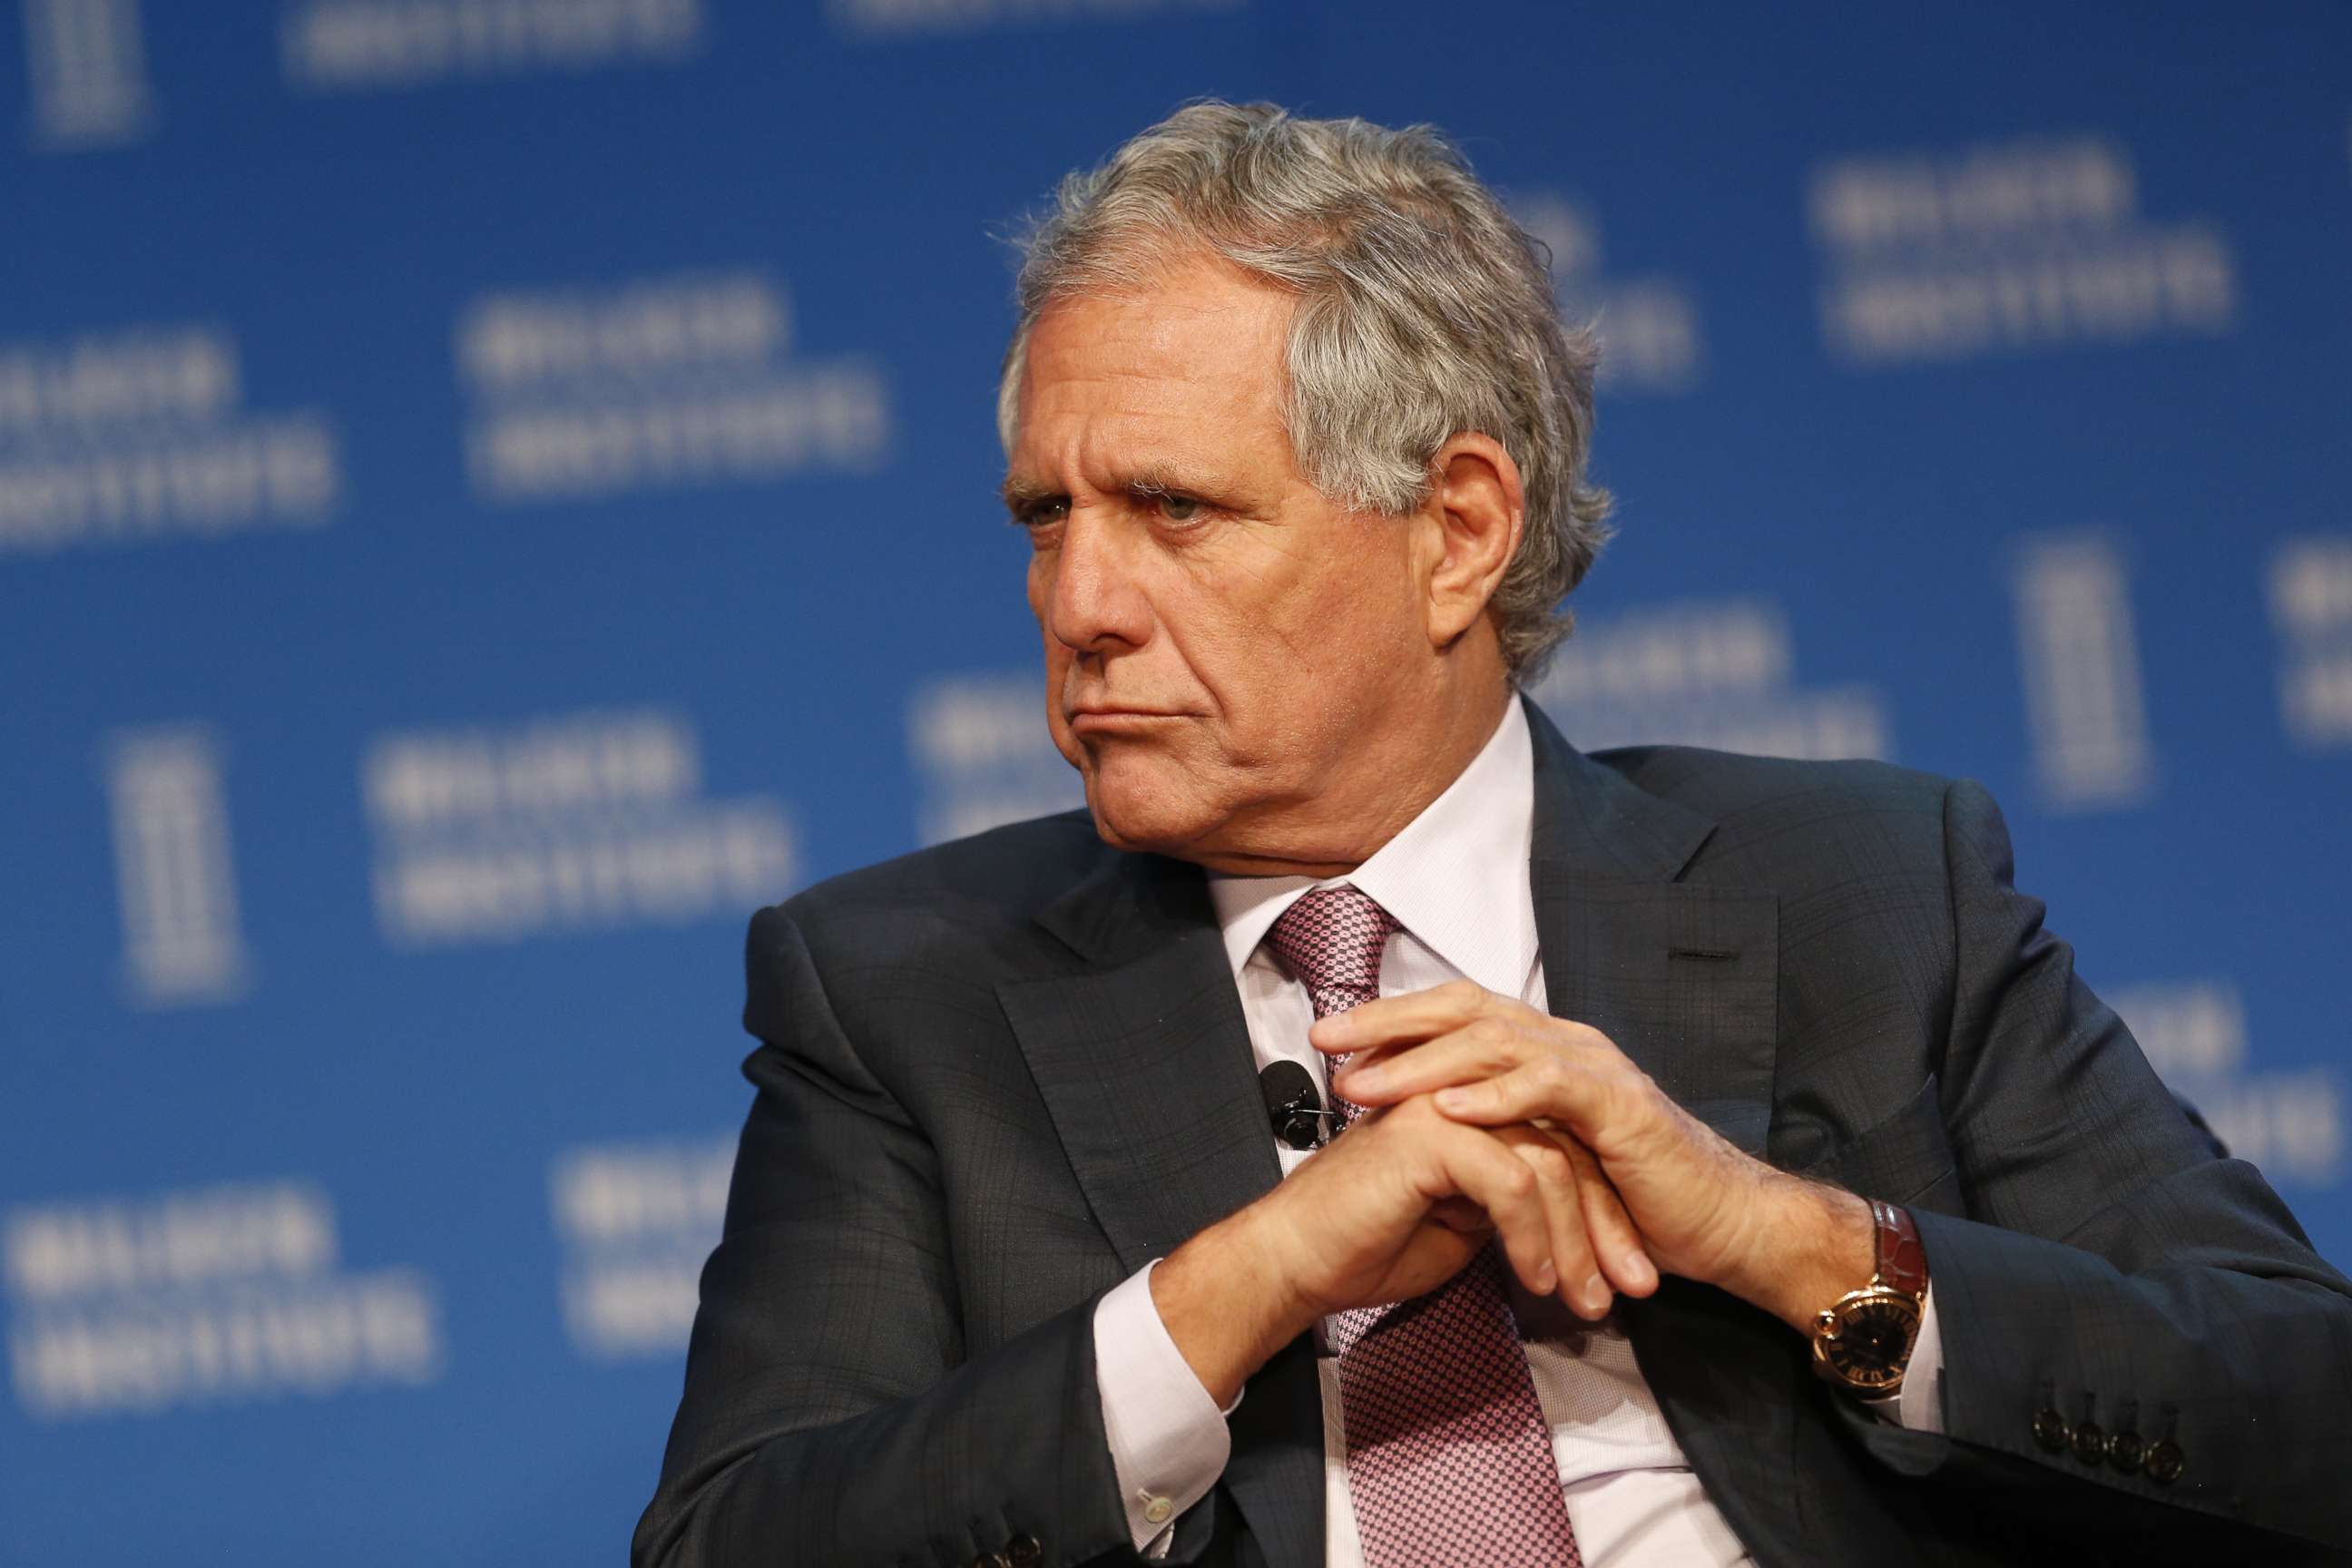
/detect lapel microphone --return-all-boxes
[1259,1060,1344,1151]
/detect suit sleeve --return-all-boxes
[1838,779,2352,1553]
[632,906,1137,1568]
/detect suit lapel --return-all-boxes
[1524,698,1775,1152]
[1531,876,1779,1157]
[1524,700,1805,1561]
[998,862,1278,1273]
[997,849,1323,1568]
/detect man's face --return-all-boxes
[1005,257,1434,870]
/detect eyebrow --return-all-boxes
[1000,475,1058,514]
[999,464,1244,514]
[1125,463,1233,499]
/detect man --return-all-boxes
[636,103,2352,1567]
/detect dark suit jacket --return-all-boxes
[636,700,2352,1567]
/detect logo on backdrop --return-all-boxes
[21,0,152,149]
[0,323,342,556]
[454,270,889,505]
[1525,597,1891,761]
[548,1133,730,1358]
[281,0,705,90]
[828,0,1240,35]
[106,727,252,1009]
[4,1181,443,1420]
[1516,194,1703,395]
[2269,534,2352,750]
[363,707,798,945]
[2113,979,2343,1191]
[2007,533,2155,812]
[1808,135,2238,366]
[906,672,1081,846]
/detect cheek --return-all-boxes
[1322,539,1426,669]
[1034,623,1083,764]
[1220,528,1416,680]
[1255,542,1421,748]
[1028,560,1069,672]
[1181,613,1275,703]
[1025,555,1051,622]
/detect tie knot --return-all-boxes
[1264,885,1402,1020]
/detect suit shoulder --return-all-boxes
[1591,745,1965,878]
[753,808,1106,954]
[1592,744,1953,813]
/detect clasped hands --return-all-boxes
[1152,981,1871,1406]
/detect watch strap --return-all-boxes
[1871,1199,1927,1299]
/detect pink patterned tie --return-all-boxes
[1265,886,1582,1568]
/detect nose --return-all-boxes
[1041,510,1152,658]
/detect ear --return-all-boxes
[1416,433,1525,650]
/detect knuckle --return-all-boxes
[1524,1145,1572,1184]
[1628,1073,1670,1118]
[1500,1163,1538,1200]
[1439,978,1485,1007]
[1467,1019,1516,1062]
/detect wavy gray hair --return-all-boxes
[998,101,1612,678]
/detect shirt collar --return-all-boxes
[1205,698,1537,997]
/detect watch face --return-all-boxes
[1820,1297,1919,1390]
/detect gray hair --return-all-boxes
[998,101,1612,677]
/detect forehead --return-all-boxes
[1009,260,1297,485]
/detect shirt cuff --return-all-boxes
[1093,1259,1233,1553]
[1859,1280,1945,1434]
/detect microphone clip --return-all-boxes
[1260,1060,1346,1152]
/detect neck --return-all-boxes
[1190,681,1514,879]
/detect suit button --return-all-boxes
[1006,1537,1043,1568]
[2144,1439,2185,1485]
[2070,1420,2105,1463]
[2031,1407,2070,1452]
[2106,1429,2144,1473]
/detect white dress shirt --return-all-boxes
[1092,700,1945,1564]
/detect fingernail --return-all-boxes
[1623,1251,1656,1289]
[1435,1087,1471,1112]
[1534,1261,1557,1293]
[1582,1275,1609,1316]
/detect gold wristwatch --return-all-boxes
[1810,1199,1928,1396]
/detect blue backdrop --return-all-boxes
[4,2,2348,1562]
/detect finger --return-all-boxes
[1552,1132,1658,1298]
[1432,1128,1558,1298]
[1430,1196,1491,1235]
[1310,978,1538,1054]
[1502,1130,1610,1318]
[1333,1017,1554,1106]
[1434,1056,1613,1142]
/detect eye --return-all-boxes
[1156,494,1202,524]
[1013,498,1068,530]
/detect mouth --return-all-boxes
[1066,708,1188,735]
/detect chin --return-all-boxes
[1079,752,1223,858]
